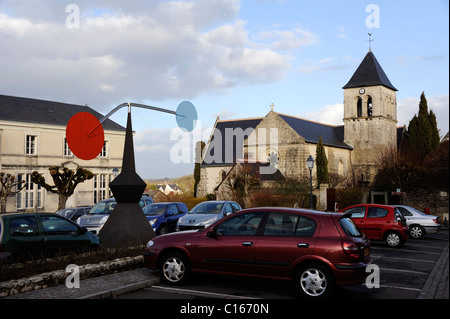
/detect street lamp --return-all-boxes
[112,167,119,178]
[306,155,314,209]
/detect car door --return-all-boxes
[6,215,42,255]
[253,212,318,278]
[39,215,87,252]
[344,206,367,232]
[365,206,390,240]
[165,204,180,232]
[194,212,264,275]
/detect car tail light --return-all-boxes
[433,218,439,224]
[342,240,361,260]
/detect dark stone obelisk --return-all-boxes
[98,110,155,247]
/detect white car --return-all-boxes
[393,205,441,239]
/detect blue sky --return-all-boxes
[0,0,448,179]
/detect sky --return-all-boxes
[1,0,448,179]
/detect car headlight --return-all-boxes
[99,216,109,224]
[149,219,156,226]
[146,240,155,249]
[178,216,185,224]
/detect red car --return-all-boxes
[143,207,372,299]
[340,204,409,248]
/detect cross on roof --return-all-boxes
[367,33,374,51]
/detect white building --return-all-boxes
[0,94,125,212]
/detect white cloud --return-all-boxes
[0,0,317,109]
[301,103,344,126]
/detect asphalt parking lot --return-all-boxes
[118,230,448,300]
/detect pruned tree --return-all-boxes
[0,173,26,212]
[31,165,94,210]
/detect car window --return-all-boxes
[9,216,40,237]
[215,212,263,236]
[73,209,85,218]
[396,207,412,216]
[224,203,233,214]
[295,216,317,237]
[231,203,241,212]
[367,207,388,218]
[339,217,363,237]
[166,205,179,216]
[89,201,116,215]
[40,216,78,235]
[143,204,166,216]
[190,202,224,214]
[344,206,366,218]
[264,213,297,236]
[176,204,188,214]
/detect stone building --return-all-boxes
[0,94,125,212]
[197,50,405,199]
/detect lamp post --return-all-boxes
[112,167,119,178]
[306,155,314,209]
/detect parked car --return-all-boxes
[393,205,441,239]
[143,202,188,235]
[177,201,241,231]
[144,207,372,299]
[55,206,92,221]
[340,204,409,248]
[0,212,99,258]
[77,195,153,234]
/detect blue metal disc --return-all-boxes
[176,101,197,132]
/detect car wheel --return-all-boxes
[159,252,191,285]
[409,225,425,239]
[159,225,168,235]
[295,263,334,299]
[385,231,404,248]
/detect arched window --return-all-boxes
[367,96,373,117]
[357,97,362,117]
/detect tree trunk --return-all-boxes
[58,194,69,210]
[0,198,6,213]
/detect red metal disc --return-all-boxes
[66,112,104,160]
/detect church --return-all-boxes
[197,49,404,199]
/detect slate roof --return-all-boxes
[202,117,263,167]
[201,113,352,168]
[278,113,352,150]
[0,94,125,131]
[343,51,397,91]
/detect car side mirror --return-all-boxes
[207,227,218,238]
[166,212,174,217]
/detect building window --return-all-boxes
[357,98,363,117]
[100,141,108,158]
[17,174,44,210]
[367,96,373,117]
[64,138,73,157]
[26,135,37,155]
[93,174,107,203]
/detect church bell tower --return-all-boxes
[343,49,398,184]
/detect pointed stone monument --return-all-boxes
[98,109,155,246]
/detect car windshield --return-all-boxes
[88,201,117,215]
[143,204,166,216]
[56,209,75,218]
[339,217,363,237]
[189,202,224,214]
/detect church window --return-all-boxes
[367,96,373,117]
[357,98,362,117]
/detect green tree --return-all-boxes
[193,140,205,197]
[405,92,440,161]
[31,165,94,209]
[315,136,329,186]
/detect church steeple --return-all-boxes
[343,51,397,91]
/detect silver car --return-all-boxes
[393,205,441,239]
[177,200,241,231]
[77,196,154,234]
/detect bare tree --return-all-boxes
[31,165,94,210]
[0,173,25,212]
